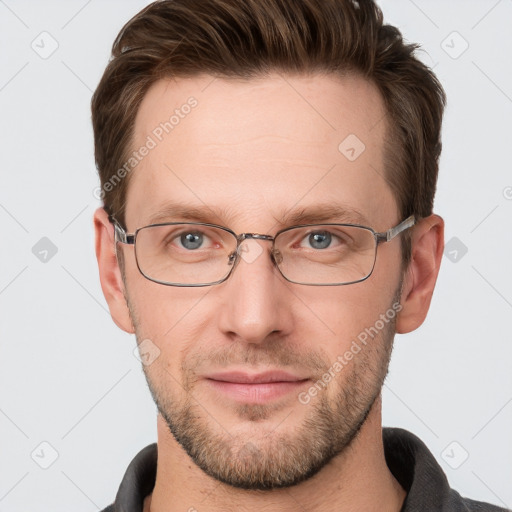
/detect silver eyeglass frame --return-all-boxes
[108,213,415,287]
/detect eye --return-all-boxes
[307,231,331,249]
[172,231,211,251]
[155,225,233,254]
[178,231,206,250]
[300,230,345,250]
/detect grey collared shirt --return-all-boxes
[101,428,510,512]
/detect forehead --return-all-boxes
[125,72,396,231]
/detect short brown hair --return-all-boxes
[91,0,446,264]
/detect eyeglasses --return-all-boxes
[109,214,415,287]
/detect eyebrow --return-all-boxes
[279,204,368,226]
[146,202,369,229]
[147,203,231,226]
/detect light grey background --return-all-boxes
[0,1,511,510]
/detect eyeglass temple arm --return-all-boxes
[375,215,416,243]
[108,214,135,245]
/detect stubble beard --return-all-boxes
[128,286,401,491]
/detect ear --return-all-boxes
[396,214,444,334]
[93,207,135,334]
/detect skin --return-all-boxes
[94,72,444,511]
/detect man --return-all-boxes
[91,0,508,511]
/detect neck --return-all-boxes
[143,396,406,512]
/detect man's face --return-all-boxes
[121,72,404,489]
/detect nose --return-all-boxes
[216,238,293,345]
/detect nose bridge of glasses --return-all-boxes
[235,233,275,256]
[237,233,275,242]
[230,233,281,267]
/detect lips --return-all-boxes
[203,370,310,403]
[204,370,308,384]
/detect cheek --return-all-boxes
[299,278,400,360]
[126,267,213,350]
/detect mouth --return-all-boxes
[203,370,310,403]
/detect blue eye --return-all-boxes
[308,231,332,249]
[180,232,204,250]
